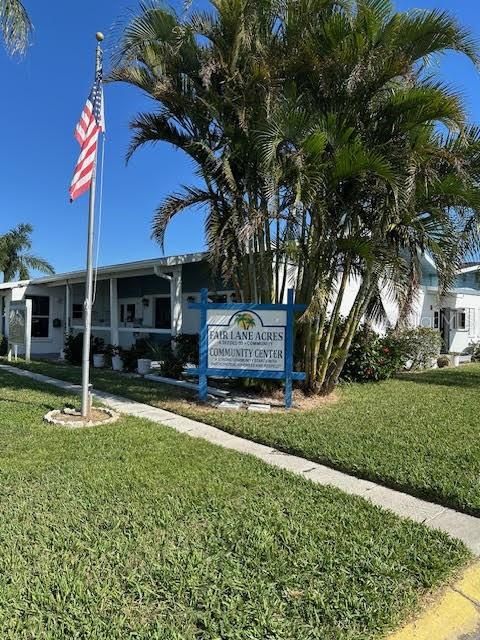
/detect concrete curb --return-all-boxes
[388,563,480,639]
[2,363,480,554]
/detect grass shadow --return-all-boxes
[0,370,77,413]
[396,365,480,389]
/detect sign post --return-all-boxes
[8,300,32,363]
[189,288,306,408]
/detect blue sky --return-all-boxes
[1,0,480,276]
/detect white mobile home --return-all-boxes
[1,252,479,357]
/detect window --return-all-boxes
[458,310,467,330]
[433,311,439,329]
[72,303,83,320]
[27,295,50,338]
[453,309,467,331]
[120,303,136,324]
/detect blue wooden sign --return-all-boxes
[189,288,306,408]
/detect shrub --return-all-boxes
[341,326,398,383]
[173,333,199,365]
[64,333,115,366]
[104,344,122,368]
[341,326,442,383]
[437,355,450,368]
[92,337,105,354]
[0,334,7,356]
[121,347,137,373]
[392,327,442,371]
[158,345,185,379]
[470,342,480,362]
[121,340,150,373]
[64,331,83,365]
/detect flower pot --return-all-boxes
[450,354,460,367]
[93,353,105,368]
[111,355,124,372]
[137,358,152,375]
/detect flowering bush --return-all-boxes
[341,326,441,383]
[341,327,399,382]
[394,328,442,371]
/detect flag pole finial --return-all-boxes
[96,32,104,42]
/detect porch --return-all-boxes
[67,269,183,349]
[0,254,235,356]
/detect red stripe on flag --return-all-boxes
[69,84,103,201]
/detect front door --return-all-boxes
[439,308,451,352]
[155,297,171,329]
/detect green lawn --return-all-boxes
[0,369,470,639]
[7,359,480,517]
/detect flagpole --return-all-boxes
[81,32,104,418]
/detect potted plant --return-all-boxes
[92,337,106,368]
[135,339,152,375]
[450,352,461,367]
[137,356,152,375]
[111,346,124,372]
[437,355,450,368]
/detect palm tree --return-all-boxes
[0,0,31,55]
[0,223,54,282]
[110,0,288,302]
[255,0,480,392]
[112,0,480,393]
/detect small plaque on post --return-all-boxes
[8,300,32,363]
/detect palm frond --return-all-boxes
[0,0,31,55]
[126,112,195,162]
[152,185,214,249]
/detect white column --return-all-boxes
[65,283,71,334]
[110,277,119,346]
[170,267,183,337]
[0,295,4,336]
[24,299,32,363]
[4,294,10,339]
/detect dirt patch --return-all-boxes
[165,387,339,414]
[44,407,119,428]
[290,390,339,411]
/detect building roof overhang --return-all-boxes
[0,252,207,290]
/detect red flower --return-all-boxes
[383,347,390,353]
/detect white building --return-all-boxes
[0,253,235,357]
[0,252,479,357]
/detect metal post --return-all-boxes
[81,35,103,418]
[198,288,208,402]
[284,288,294,408]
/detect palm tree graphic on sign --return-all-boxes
[234,313,256,330]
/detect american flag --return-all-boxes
[69,65,105,201]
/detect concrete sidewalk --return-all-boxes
[2,363,480,555]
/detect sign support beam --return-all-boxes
[198,288,208,402]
